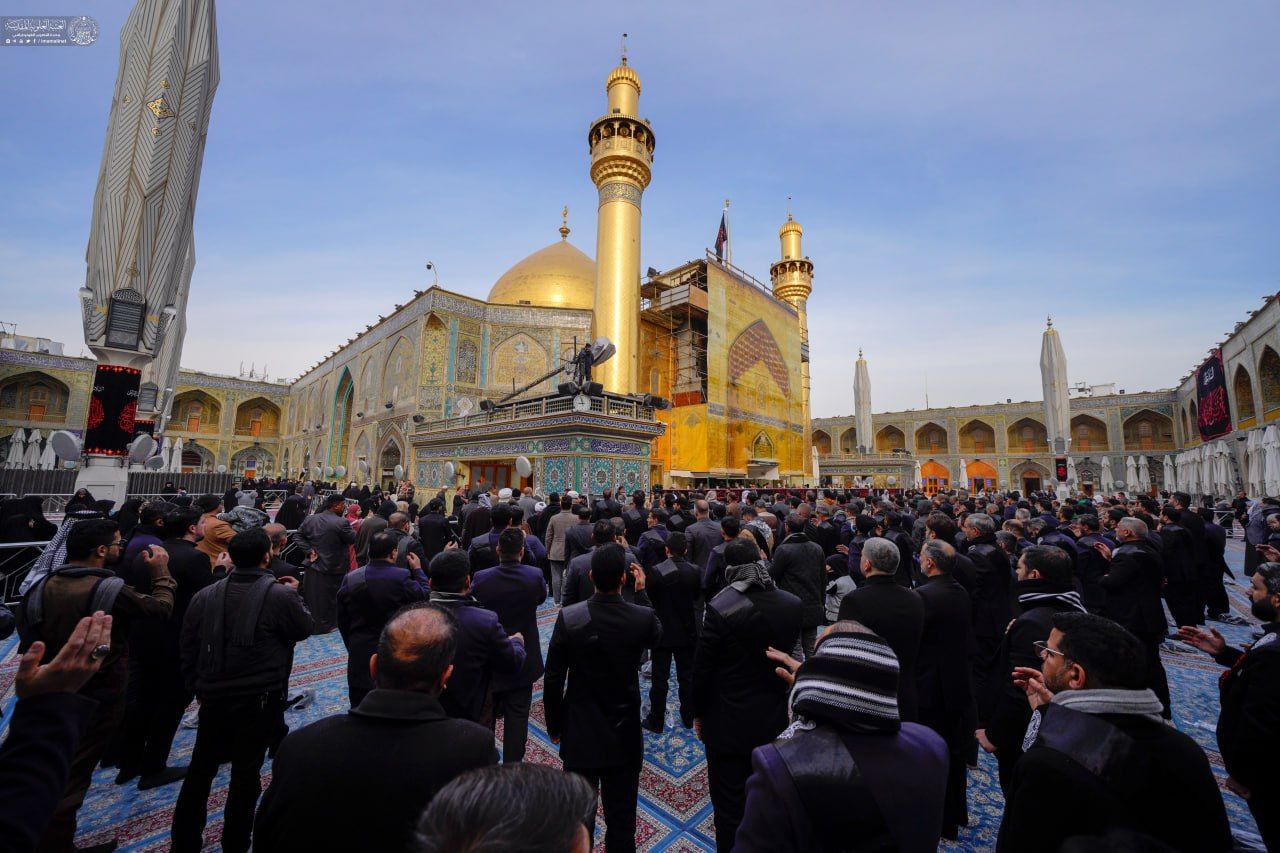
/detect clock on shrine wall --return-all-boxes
[572,393,591,412]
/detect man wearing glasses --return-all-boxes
[16,517,176,852]
[997,612,1231,853]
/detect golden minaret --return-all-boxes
[588,47,654,393]
[771,210,814,473]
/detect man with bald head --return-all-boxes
[254,605,496,851]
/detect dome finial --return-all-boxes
[786,195,793,221]
[620,32,628,65]
[1046,314,1054,329]
[559,205,570,240]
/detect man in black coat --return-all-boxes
[769,513,827,659]
[960,512,1012,695]
[1179,562,1280,850]
[335,531,431,708]
[116,507,219,789]
[562,521,642,608]
[426,549,525,723]
[415,499,455,561]
[621,490,649,546]
[837,537,924,721]
[471,528,548,764]
[684,500,723,576]
[914,539,977,841]
[691,538,803,852]
[590,487,623,523]
[173,528,314,853]
[562,505,595,566]
[881,511,917,588]
[1158,503,1203,628]
[1071,514,1110,613]
[644,532,701,733]
[701,516,742,609]
[544,545,661,853]
[976,544,1086,791]
[253,605,497,851]
[1198,506,1237,623]
[636,507,671,572]
[997,613,1231,853]
[1093,516,1171,717]
[1171,490,1209,576]
[804,504,840,557]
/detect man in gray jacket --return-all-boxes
[295,494,355,633]
[543,495,578,604]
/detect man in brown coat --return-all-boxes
[18,517,175,852]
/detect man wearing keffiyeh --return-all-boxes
[733,621,949,852]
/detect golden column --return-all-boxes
[770,213,814,478]
[589,55,654,394]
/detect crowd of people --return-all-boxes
[0,477,1277,852]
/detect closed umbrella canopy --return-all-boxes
[159,436,172,472]
[170,437,185,473]
[1136,455,1151,493]
[955,458,969,490]
[811,445,820,486]
[913,460,923,489]
[1213,441,1233,496]
[1124,456,1138,492]
[5,428,26,469]
[1100,456,1115,494]
[38,440,56,470]
[1163,455,1176,494]
[1066,456,1078,487]
[23,429,43,468]
[1200,444,1214,497]
[1247,430,1265,497]
[1265,426,1280,497]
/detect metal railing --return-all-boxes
[423,392,656,432]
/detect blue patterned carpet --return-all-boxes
[0,539,1266,851]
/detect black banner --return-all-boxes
[84,364,141,456]
[1195,349,1233,441]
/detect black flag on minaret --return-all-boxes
[714,212,728,260]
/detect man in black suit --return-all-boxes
[416,498,455,561]
[253,605,497,851]
[691,538,802,851]
[960,512,1013,696]
[684,500,722,576]
[590,487,623,523]
[544,545,661,853]
[1071,514,1110,613]
[837,537,924,721]
[621,490,648,546]
[426,549,525,724]
[644,532,701,733]
[1198,506,1238,622]
[562,505,595,566]
[804,504,840,557]
[701,516,742,608]
[914,539,977,841]
[562,521,642,607]
[471,528,548,763]
[1093,517,1172,716]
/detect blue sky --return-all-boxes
[2,1,1277,416]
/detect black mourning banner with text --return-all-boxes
[1195,349,1233,441]
[84,365,141,456]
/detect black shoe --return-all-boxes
[137,765,187,790]
[113,768,138,785]
[642,716,664,734]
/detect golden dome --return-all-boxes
[607,60,641,94]
[488,231,596,311]
[779,214,803,238]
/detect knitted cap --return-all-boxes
[789,628,901,732]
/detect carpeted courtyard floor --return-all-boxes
[0,539,1267,851]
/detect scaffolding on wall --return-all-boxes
[641,261,709,406]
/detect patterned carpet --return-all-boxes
[0,539,1266,851]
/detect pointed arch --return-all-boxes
[491,332,549,392]
[728,320,791,396]
[751,431,776,460]
[234,396,280,438]
[0,371,71,423]
[1233,364,1256,426]
[838,427,858,454]
[1070,414,1109,451]
[381,336,414,406]
[1006,417,1048,454]
[330,367,355,468]
[1259,346,1280,420]
[172,390,221,434]
[958,419,995,455]
[1122,409,1175,451]
[358,356,377,418]
[812,429,832,455]
[915,422,948,454]
[874,425,906,453]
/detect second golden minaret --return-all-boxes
[589,54,654,394]
[771,213,814,474]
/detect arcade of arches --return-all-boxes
[0,372,70,423]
